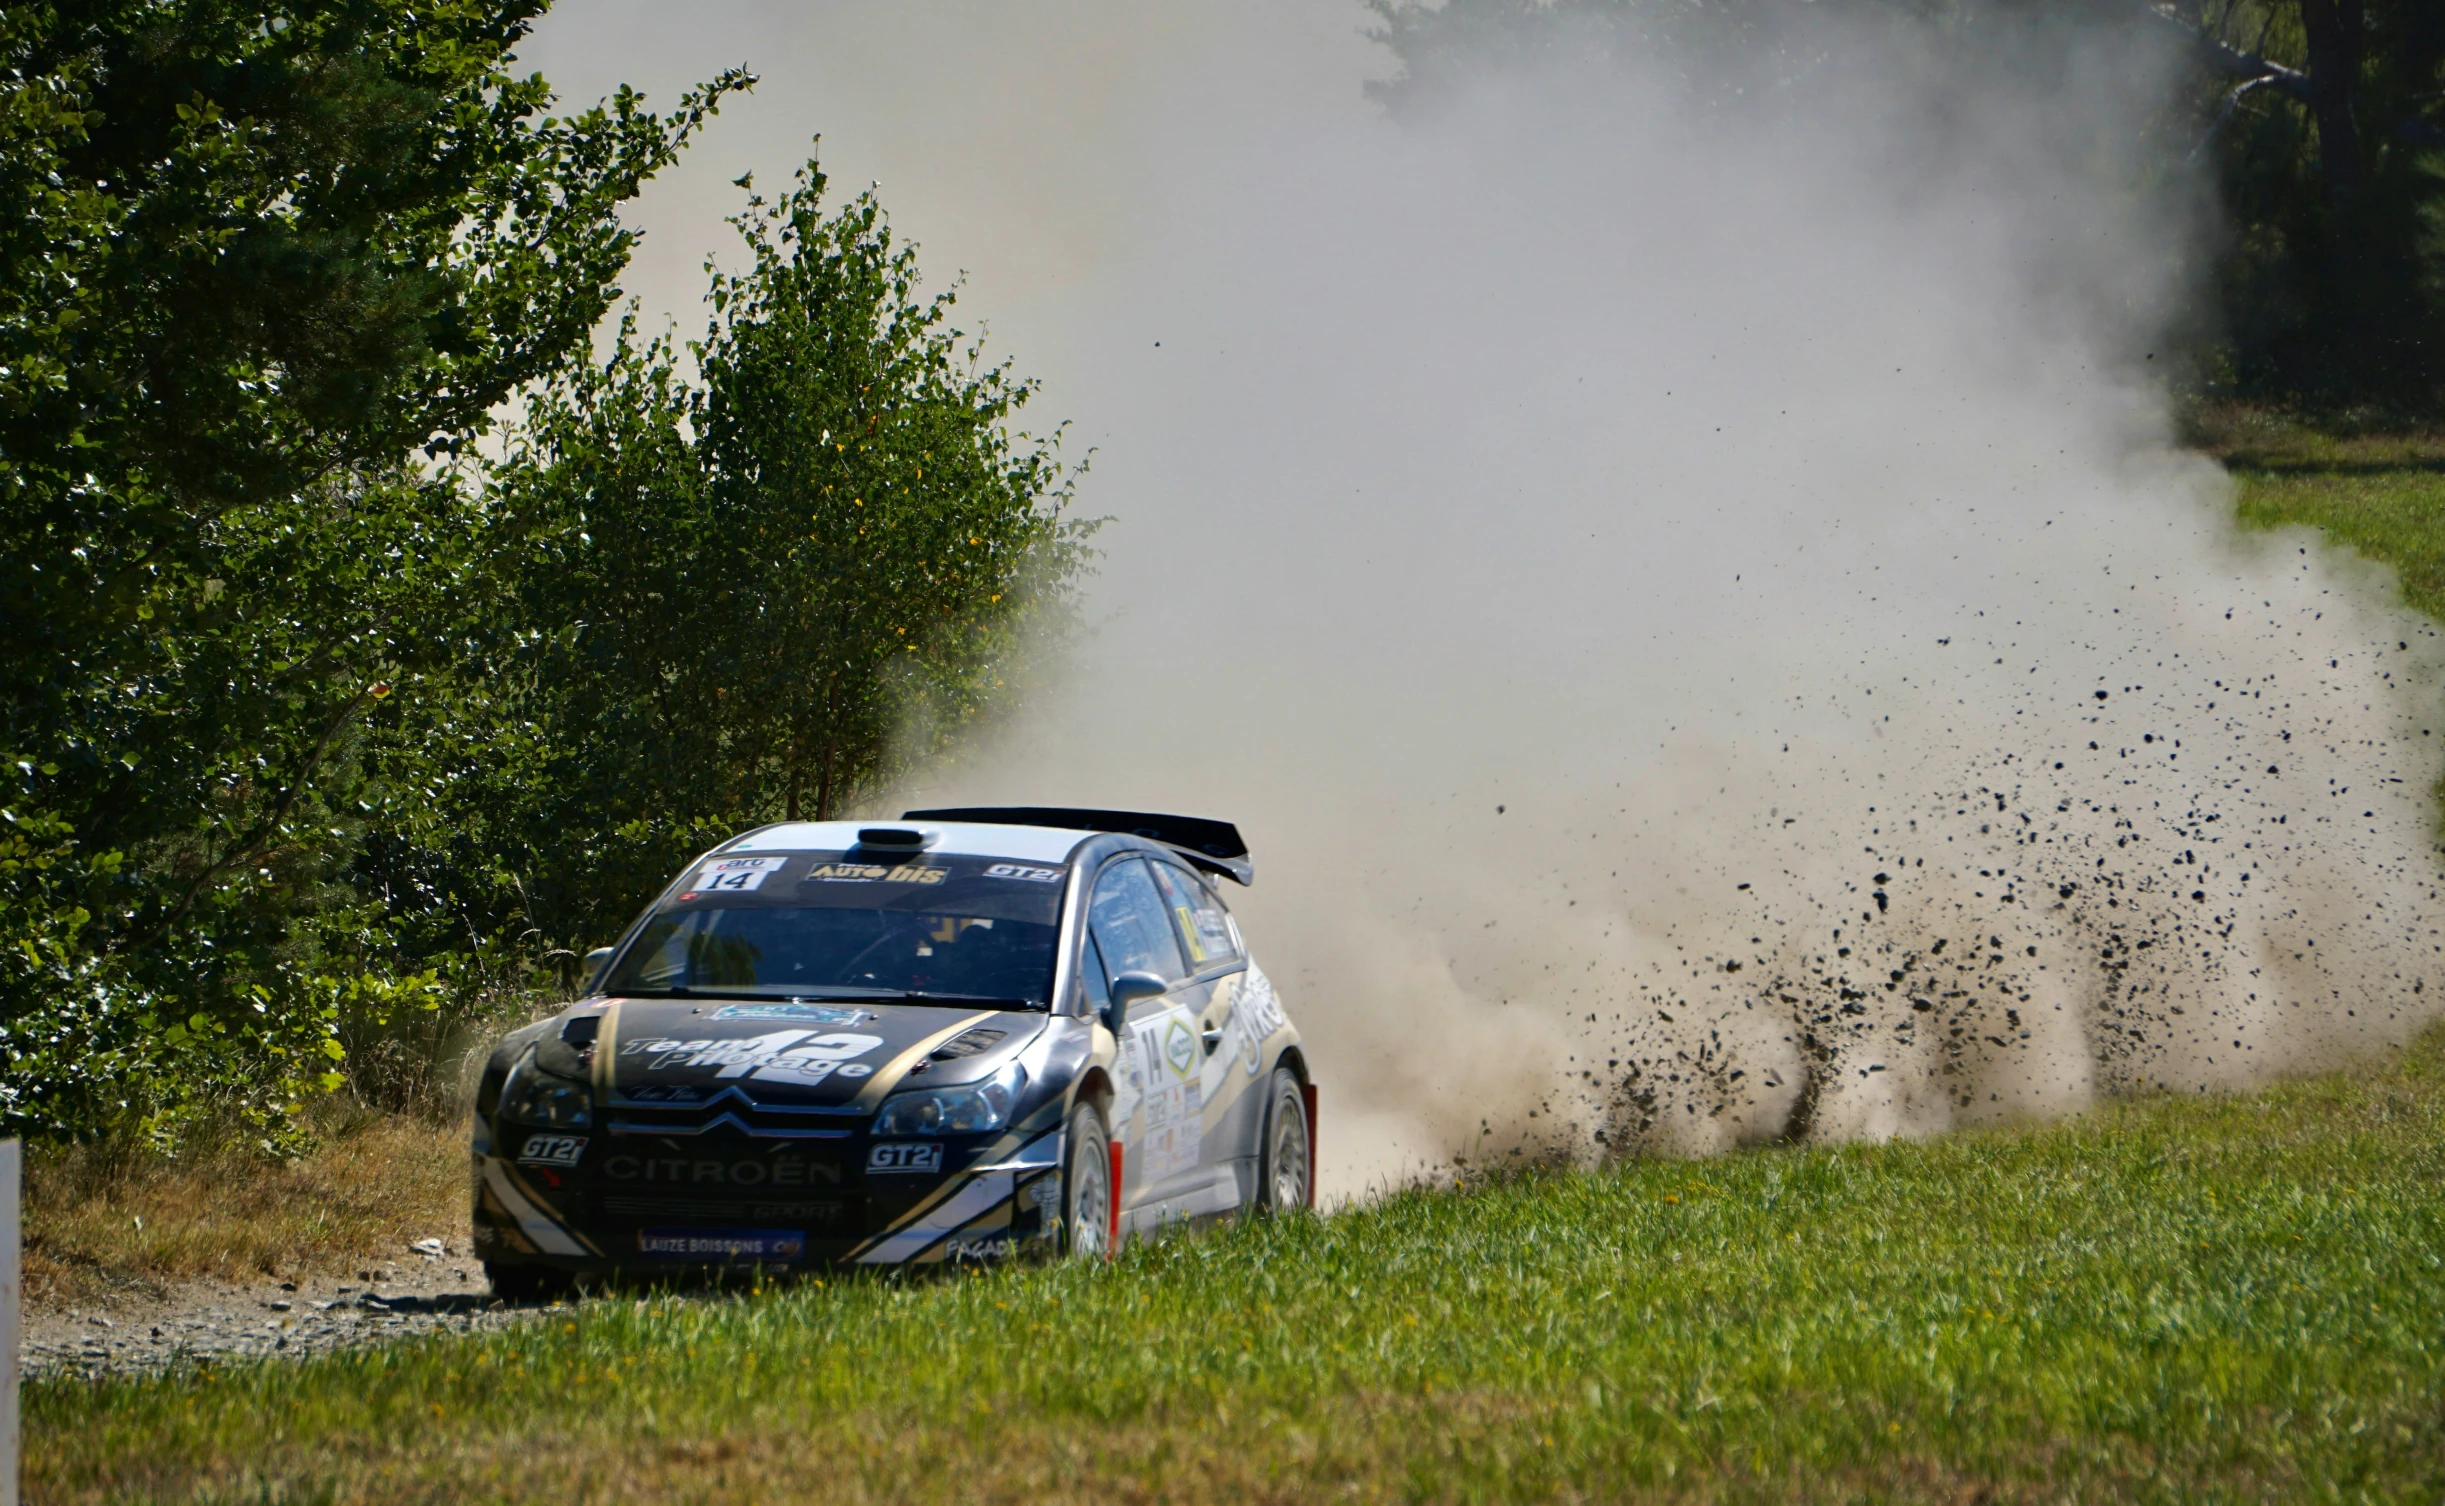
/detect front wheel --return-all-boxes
[484,1262,572,1302]
[1258,1067,1310,1212]
[1062,1103,1113,1259]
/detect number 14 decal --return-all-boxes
[694,856,787,892]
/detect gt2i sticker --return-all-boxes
[692,855,788,892]
[518,1134,586,1167]
[867,1142,943,1175]
[983,863,1064,883]
[806,862,947,885]
[621,1029,884,1087]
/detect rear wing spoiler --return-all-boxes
[901,806,1253,886]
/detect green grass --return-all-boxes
[29,1026,2445,1503]
[2195,404,2445,617]
[28,409,2445,1502]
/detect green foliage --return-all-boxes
[0,9,1080,1141]
[0,0,746,1137]
[385,161,1092,955]
[2196,3,2445,393]
[31,1026,2445,1499]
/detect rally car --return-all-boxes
[470,808,1313,1293]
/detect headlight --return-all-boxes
[499,1057,592,1129]
[873,1062,1026,1136]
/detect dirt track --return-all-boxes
[21,1242,547,1379]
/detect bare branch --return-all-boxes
[2133,1,2312,105]
[2189,75,2281,163]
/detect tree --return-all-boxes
[2151,0,2445,389]
[692,167,1090,823]
[0,0,746,1136]
[389,160,1092,962]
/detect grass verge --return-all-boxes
[29,1024,2445,1503]
[2191,401,2445,617]
[25,1109,468,1307]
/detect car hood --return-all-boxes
[595,997,1045,1112]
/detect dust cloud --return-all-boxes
[525,1,2445,1200]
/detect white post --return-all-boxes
[1,1138,18,1506]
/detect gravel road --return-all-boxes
[23,1243,553,1379]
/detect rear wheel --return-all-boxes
[1062,1103,1113,1259]
[1258,1068,1310,1212]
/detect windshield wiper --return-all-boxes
[614,985,1043,1009]
[872,990,1047,1010]
[613,985,783,1001]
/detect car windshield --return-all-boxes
[603,850,1068,1007]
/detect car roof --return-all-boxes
[718,820,1089,865]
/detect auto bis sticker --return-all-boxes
[806,862,946,884]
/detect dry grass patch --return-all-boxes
[26,1108,468,1306]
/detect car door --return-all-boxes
[1147,859,1259,1211]
[1084,857,1201,1224]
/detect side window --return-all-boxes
[1078,932,1114,1019]
[1088,858,1187,984]
[1151,861,1241,970]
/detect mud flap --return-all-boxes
[1301,1082,1318,1210]
[1107,1140,1124,1257]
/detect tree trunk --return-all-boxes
[2299,0,2365,204]
[813,674,841,821]
[784,720,808,821]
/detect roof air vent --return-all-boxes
[856,827,936,850]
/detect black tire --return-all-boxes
[1062,1102,1113,1259]
[1257,1067,1310,1212]
[485,1262,572,1302]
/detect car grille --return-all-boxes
[605,1086,861,1140]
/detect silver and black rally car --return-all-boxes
[471,808,1313,1294]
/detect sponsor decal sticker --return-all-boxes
[517,1134,586,1168]
[621,1083,702,1103]
[1163,1018,1197,1079]
[945,1235,1016,1262]
[692,855,788,892]
[1232,965,1289,1074]
[637,1229,806,1261]
[867,1142,943,1175]
[1131,1018,1204,1181]
[621,1029,884,1087]
[807,862,947,885]
[710,1002,871,1026]
[984,863,1064,883]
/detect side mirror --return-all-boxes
[1105,969,1168,1033]
[581,946,614,990]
